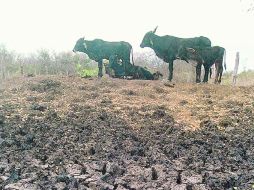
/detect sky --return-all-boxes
[0,0,253,71]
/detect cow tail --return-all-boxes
[223,49,226,70]
[131,47,135,66]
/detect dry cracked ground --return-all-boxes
[0,76,254,190]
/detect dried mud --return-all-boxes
[0,76,254,190]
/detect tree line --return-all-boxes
[0,44,96,79]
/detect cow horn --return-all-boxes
[152,26,158,33]
[187,48,196,53]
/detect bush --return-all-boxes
[75,64,98,78]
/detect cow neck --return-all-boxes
[150,33,160,48]
[150,33,158,48]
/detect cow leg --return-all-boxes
[214,71,219,84]
[214,60,223,84]
[218,68,223,84]
[98,60,103,78]
[108,55,116,77]
[203,66,210,83]
[218,72,222,84]
[196,64,202,83]
[168,60,174,81]
[218,63,223,84]
[214,62,219,84]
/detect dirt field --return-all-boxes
[0,76,254,190]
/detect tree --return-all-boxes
[0,45,17,79]
[36,49,52,75]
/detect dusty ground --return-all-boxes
[0,75,254,190]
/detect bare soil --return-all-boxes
[0,76,254,190]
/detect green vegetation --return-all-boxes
[75,64,98,78]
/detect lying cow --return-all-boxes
[107,54,163,80]
[73,37,134,77]
[178,46,226,83]
[140,26,211,81]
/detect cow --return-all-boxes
[73,37,134,77]
[107,54,163,80]
[178,46,226,83]
[140,26,211,82]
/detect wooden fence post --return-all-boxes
[232,52,240,86]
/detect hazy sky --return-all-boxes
[0,0,253,71]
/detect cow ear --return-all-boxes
[150,39,154,46]
[152,26,158,33]
[83,42,87,50]
[186,48,196,53]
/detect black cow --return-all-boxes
[178,46,226,83]
[107,54,163,80]
[140,27,211,81]
[73,37,134,77]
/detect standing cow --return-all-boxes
[73,37,134,77]
[140,26,211,82]
[178,46,226,83]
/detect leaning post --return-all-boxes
[232,52,240,86]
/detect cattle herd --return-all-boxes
[73,26,226,83]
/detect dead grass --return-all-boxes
[1,75,253,130]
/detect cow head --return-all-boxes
[73,37,87,53]
[177,46,193,63]
[140,26,158,48]
[178,47,204,64]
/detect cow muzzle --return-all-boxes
[72,49,76,53]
